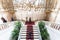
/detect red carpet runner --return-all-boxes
[25,21,35,40]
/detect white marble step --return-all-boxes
[21,27,37,29]
[20,35,39,38]
[20,32,39,34]
[21,29,38,31]
[21,30,38,32]
[20,39,39,40]
[21,28,38,30]
[21,34,39,36]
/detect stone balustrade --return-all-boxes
[0,21,15,30]
[0,23,8,30]
[50,23,60,31]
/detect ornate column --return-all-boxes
[45,0,57,21]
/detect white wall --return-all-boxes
[55,11,60,23]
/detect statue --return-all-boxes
[1,17,7,23]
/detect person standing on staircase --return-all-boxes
[29,17,31,22]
